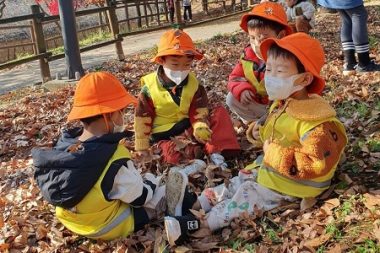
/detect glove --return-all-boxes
[193,121,212,143]
[246,121,263,148]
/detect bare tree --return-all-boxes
[0,0,6,18]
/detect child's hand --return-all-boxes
[246,121,262,148]
[240,90,255,105]
[193,122,212,144]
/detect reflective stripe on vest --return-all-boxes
[260,166,331,188]
[87,207,131,238]
[143,72,199,133]
[240,58,267,97]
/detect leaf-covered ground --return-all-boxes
[1,5,379,253]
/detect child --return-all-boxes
[285,0,316,33]
[317,0,380,75]
[134,29,240,166]
[183,0,192,22]
[32,72,197,240]
[164,33,347,245]
[168,0,175,23]
[226,2,292,123]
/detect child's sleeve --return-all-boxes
[301,2,316,20]
[227,61,256,101]
[134,86,155,151]
[263,121,347,179]
[107,160,158,207]
[189,85,209,125]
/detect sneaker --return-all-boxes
[210,153,228,170]
[164,215,200,246]
[356,60,380,73]
[343,63,356,76]
[166,169,197,216]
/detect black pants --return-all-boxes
[169,7,175,22]
[183,5,192,20]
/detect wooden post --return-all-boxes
[106,0,125,61]
[174,0,182,26]
[163,0,169,22]
[202,0,208,15]
[31,5,51,82]
[155,0,160,25]
[136,0,142,28]
[29,20,37,55]
[143,1,149,27]
[124,0,131,31]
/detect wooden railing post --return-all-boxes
[136,0,142,28]
[124,0,131,31]
[155,0,161,25]
[163,0,169,22]
[202,0,209,14]
[31,5,51,82]
[29,20,37,55]
[106,0,125,61]
[174,0,183,25]
[143,1,149,27]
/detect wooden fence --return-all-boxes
[0,0,249,83]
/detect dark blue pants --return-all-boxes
[338,4,370,65]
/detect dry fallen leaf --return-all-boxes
[304,233,331,248]
[301,197,317,211]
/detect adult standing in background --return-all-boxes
[317,0,379,75]
[168,0,175,23]
[183,0,193,22]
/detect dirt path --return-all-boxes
[0,15,241,95]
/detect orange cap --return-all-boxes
[240,2,292,35]
[67,72,137,121]
[260,33,326,95]
[152,29,203,64]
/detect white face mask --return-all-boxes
[264,73,305,101]
[111,111,126,133]
[163,67,190,85]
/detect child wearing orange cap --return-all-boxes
[32,72,199,240]
[134,29,240,167]
[226,2,292,124]
[163,33,347,246]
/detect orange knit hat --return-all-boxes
[240,2,292,35]
[152,29,203,64]
[260,33,326,95]
[67,72,137,121]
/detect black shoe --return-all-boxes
[166,169,198,216]
[164,215,200,246]
[356,60,380,73]
[343,63,356,76]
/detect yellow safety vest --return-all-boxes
[56,145,134,240]
[141,72,199,133]
[255,99,347,198]
[240,57,267,97]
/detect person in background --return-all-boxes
[285,0,316,33]
[317,0,380,75]
[183,0,193,22]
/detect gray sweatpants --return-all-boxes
[198,171,296,231]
